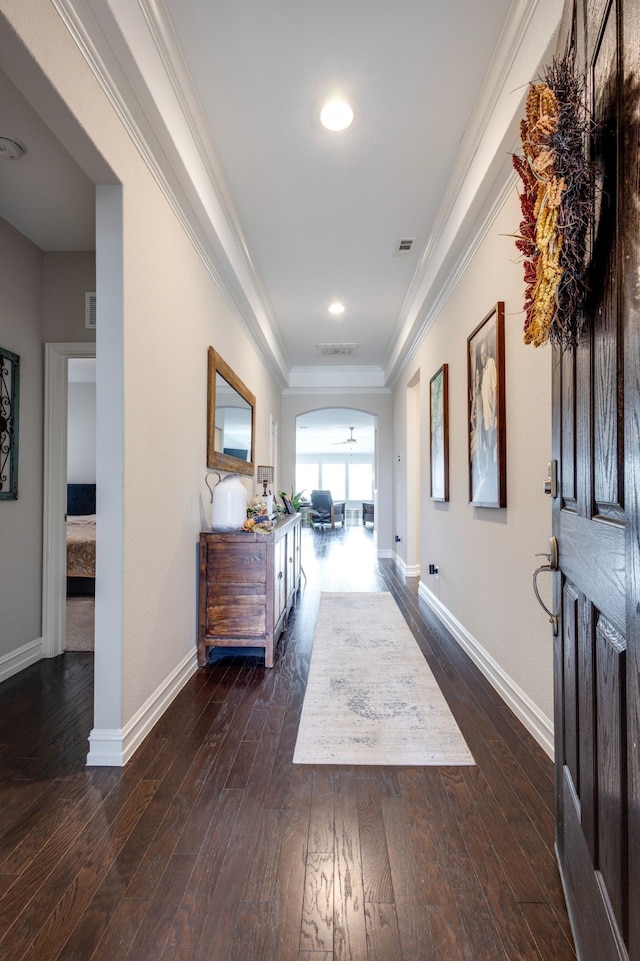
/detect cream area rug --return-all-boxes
[293,592,474,766]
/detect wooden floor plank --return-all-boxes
[333,770,368,961]
[355,777,394,905]
[381,793,437,960]
[157,788,243,961]
[300,851,334,954]
[363,902,403,961]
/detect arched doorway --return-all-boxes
[295,408,376,526]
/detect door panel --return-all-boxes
[553,1,639,959]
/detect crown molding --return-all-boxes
[283,386,391,397]
[287,365,388,391]
[384,0,562,381]
[386,163,519,387]
[51,0,289,387]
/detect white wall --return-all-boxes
[393,188,554,748]
[67,382,96,483]
[0,2,284,763]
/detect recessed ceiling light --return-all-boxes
[328,302,345,315]
[320,99,353,131]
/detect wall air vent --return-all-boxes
[394,237,415,256]
[316,343,358,357]
[85,292,96,330]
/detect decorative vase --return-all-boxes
[209,473,247,531]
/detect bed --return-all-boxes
[67,483,96,594]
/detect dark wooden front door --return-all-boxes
[553,2,640,959]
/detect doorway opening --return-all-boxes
[295,408,376,527]
[42,343,96,659]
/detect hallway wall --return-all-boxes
[393,187,554,749]
[0,218,43,671]
[0,220,96,677]
[0,2,283,762]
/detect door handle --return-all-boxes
[532,536,559,636]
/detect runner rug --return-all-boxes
[293,592,474,766]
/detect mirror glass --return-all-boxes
[207,348,255,475]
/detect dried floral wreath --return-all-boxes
[512,54,593,349]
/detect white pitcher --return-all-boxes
[206,473,247,531]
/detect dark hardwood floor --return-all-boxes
[0,525,577,960]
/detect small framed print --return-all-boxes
[281,493,294,514]
[467,302,506,508]
[0,347,19,500]
[429,364,449,501]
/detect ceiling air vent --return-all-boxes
[394,237,415,257]
[316,343,358,357]
[85,292,96,330]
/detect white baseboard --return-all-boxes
[392,552,420,578]
[377,548,393,559]
[0,638,43,683]
[87,648,198,766]
[418,581,554,759]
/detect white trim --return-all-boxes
[392,552,408,575]
[87,648,198,766]
[51,0,289,387]
[418,580,554,759]
[42,342,96,659]
[288,366,387,390]
[386,169,517,387]
[0,638,43,683]
[395,551,421,578]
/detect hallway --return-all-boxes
[0,527,576,960]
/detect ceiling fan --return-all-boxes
[333,426,357,446]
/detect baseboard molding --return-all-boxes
[418,581,554,759]
[87,648,198,766]
[0,638,43,683]
[392,552,420,579]
[377,548,393,560]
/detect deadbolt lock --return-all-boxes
[543,460,558,497]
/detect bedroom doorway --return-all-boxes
[42,342,96,659]
[65,358,96,652]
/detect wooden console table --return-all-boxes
[198,512,301,667]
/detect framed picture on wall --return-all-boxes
[429,363,449,501]
[0,346,20,501]
[467,302,506,508]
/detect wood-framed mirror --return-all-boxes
[207,347,256,476]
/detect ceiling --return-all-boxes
[0,1,559,388]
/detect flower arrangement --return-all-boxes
[246,495,269,518]
[512,54,592,349]
[244,496,274,532]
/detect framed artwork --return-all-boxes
[280,493,294,514]
[429,363,449,501]
[467,302,506,508]
[0,347,19,501]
